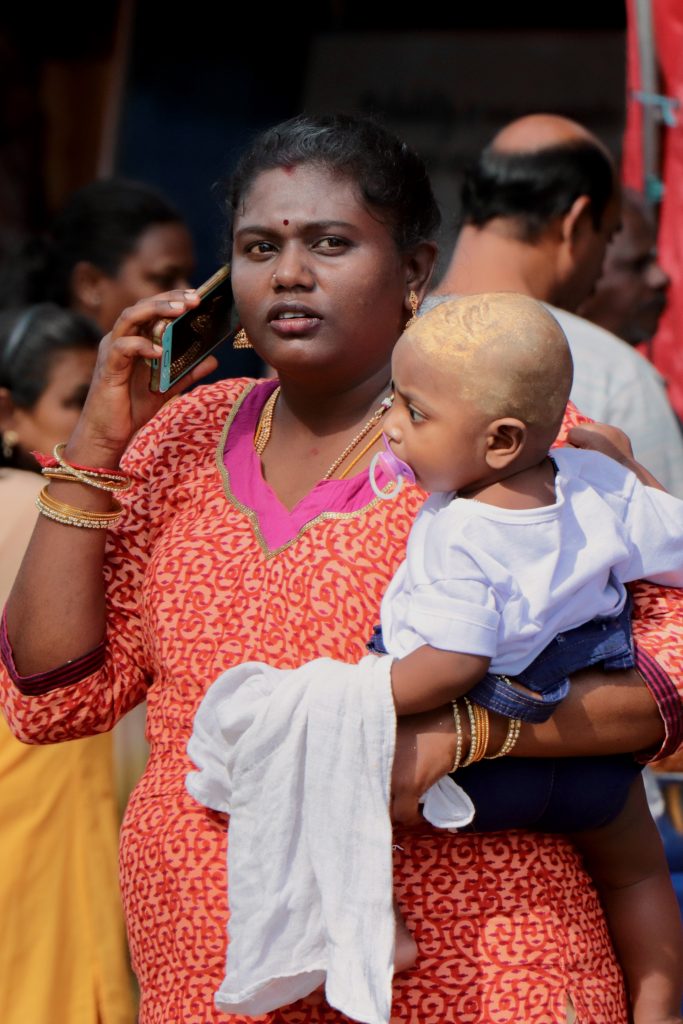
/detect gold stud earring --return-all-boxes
[2,429,19,460]
[406,290,419,327]
[233,328,252,350]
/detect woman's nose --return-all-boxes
[272,245,314,290]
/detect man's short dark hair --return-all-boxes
[460,140,616,242]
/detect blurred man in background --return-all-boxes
[429,113,683,495]
[578,186,670,350]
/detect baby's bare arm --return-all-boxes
[572,776,683,1024]
[390,645,490,716]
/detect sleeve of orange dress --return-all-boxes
[0,387,210,744]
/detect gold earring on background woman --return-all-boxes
[2,430,18,460]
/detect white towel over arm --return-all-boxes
[186,653,473,1024]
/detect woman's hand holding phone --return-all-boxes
[64,290,217,469]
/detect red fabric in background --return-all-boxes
[623,0,683,419]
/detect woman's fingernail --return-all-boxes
[169,301,184,310]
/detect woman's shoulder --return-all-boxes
[154,377,259,436]
[123,377,261,472]
[0,469,42,533]
[0,467,43,500]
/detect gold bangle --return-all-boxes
[475,703,490,760]
[36,486,122,529]
[461,698,491,765]
[485,716,522,759]
[450,699,463,773]
[49,442,131,493]
[471,702,489,763]
[460,697,478,767]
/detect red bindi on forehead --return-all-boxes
[283,219,289,225]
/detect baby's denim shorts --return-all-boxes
[366,594,634,724]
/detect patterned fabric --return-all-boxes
[1,377,682,1023]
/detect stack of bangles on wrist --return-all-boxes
[450,696,521,772]
[33,443,131,529]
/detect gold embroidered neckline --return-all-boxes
[215,382,389,559]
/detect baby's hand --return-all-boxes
[566,422,635,464]
[566,422,666,491]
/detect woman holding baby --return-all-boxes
[0,113,681,1023]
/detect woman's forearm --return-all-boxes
[4,290,206,677]
[6,443,120,674]
[512,667,664,758]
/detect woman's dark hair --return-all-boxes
[0,179,184,309]
[224,113,441,251]
[460,140,616,242]
[0,303,99,413]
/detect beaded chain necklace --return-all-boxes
[253,385,392,481]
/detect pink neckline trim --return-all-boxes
[222,380,392,549]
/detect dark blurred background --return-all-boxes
[0,1,629,374]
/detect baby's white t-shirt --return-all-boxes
[380,447,683,674]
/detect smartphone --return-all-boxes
[149,265,236,392]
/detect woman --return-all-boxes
[0,304,135,1024]
[0,115,680,1024]
[0,177,207,809]
[0,177,195,334]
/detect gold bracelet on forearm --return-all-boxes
[485,715,522,759]
[460,697,478,766]
[461,697,492,766]
[38,442,131,494]
[36,485,122,529]
[450,699,464,772]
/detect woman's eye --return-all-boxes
[63,387,89,410]
[314,236,348,252]
[246,241,276,256]
[408,406,425,423]
[148,273,179,291]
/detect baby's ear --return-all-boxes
[485,418,526,469]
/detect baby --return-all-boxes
[373,293,683,1023]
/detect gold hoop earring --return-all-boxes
[2,429,19,460]
[233,328,252,350]
[406,290,419,327]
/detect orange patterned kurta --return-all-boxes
[2,378,682,1024]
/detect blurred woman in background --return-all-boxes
[0,177,195,332]
[0,303,135,1023]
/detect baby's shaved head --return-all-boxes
[403,292,573,438]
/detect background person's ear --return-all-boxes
[0,387,19,459]
[560,194,593,250]
[70,260,106,316]
[485,418,527,469]
[0,386,16,432]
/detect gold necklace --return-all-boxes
[254,385,391,479]
[254,386,280,455]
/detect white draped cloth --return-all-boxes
[186,653,474,1024]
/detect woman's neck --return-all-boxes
[257,366,392,511]
[274,366,392,436]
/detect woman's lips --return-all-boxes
[267,303,323,337]
[269,315,322,337]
